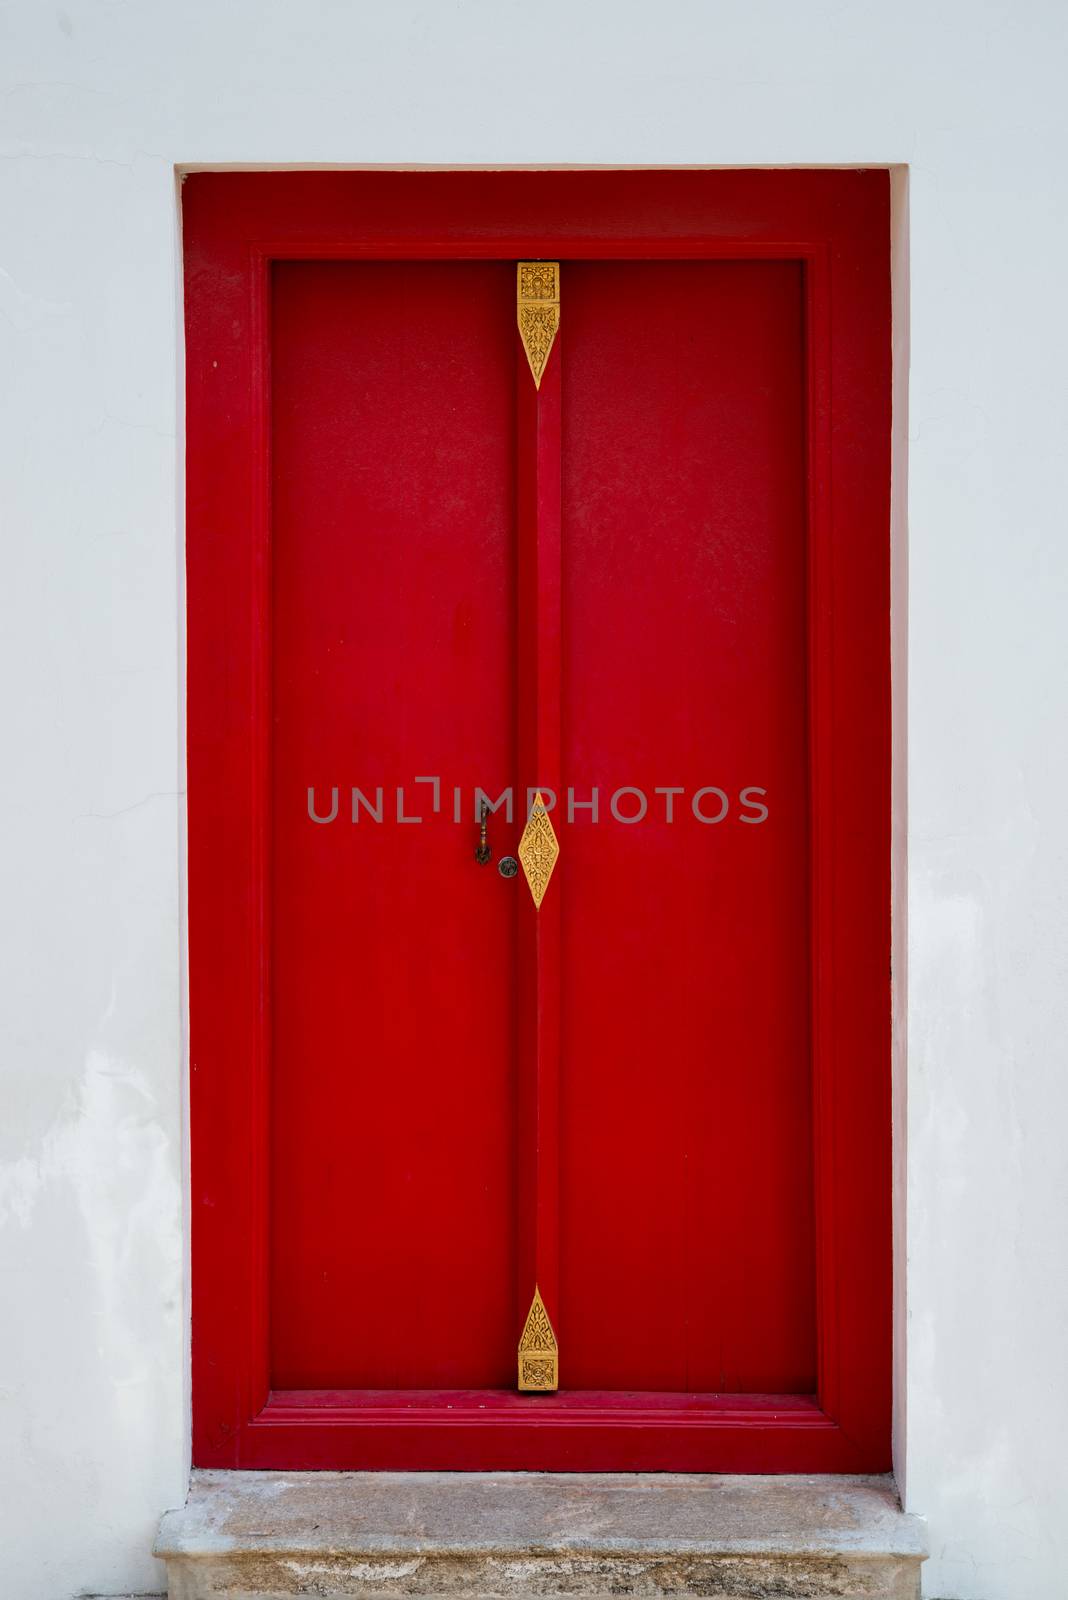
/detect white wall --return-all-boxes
[1,3,1066,1597]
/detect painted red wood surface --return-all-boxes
[184,170,891,1471]
[270,262,518,1387]
[559,261,813,1391]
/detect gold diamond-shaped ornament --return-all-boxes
[518,792,559,909]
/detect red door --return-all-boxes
[186,172,891,1471]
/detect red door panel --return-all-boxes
[270,262,517,1387]
[559,261,814,1392]
[184,170,891,1472]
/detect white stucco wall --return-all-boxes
[1,3,1066,1597]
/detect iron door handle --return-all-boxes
[475,799,492,865]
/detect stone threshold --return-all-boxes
[155,1469,927,1599]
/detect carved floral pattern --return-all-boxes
[521,1296,556,1351]
[519,1356,557,1390]
[518,305,559,385]
[517,262,560,388]
[518,262,559,301]
[518,794,559,909]
[518,1286,559,1392]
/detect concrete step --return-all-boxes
[156,1469,926,1600]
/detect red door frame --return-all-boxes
[185,169,891,1472]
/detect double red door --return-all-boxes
[186,173,890,1471]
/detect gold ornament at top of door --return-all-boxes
[517,262,560,387]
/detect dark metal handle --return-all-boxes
[475,799,492,865]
